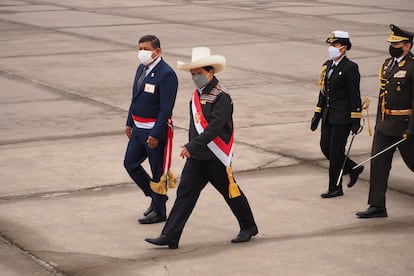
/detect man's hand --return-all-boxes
[125,126,132,139]
[403,128,414,140]
[146,136,159,149]
[180,145,191,159]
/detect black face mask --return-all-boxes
[389,45,404,58]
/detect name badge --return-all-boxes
[144,83,156,94]
[394,70,406,78]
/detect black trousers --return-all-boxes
[368,130,414,208]
[161,158,257,241]
[320,123,357,191]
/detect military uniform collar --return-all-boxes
[331,55,347,67]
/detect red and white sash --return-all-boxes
[132,115,156,129]
[191,90,234,166]
[163,119,173,175]
[132,114,173,176]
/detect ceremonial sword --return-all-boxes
[336,133,357,187]
[336,125,364,187]
[352,137,407,170]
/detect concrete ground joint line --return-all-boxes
[0,234,65,276]
[258,156,284,167]
[1,3,389,74]
[0,127,188,146]
[0,182,134,202]
[0,48,134,59]
[109,220,414,264]
[0,17,133,49]
[236,121,313,130]
[0,131,124,147]
[235,140,302,162]
[315,1,413,13]
[0,69,126,112]
[0,20,316,84]
[299,160,414,198]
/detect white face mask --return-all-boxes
[138,50,154,65]
[328,46,343,60]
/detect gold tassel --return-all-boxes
[362,96,373,136]
[226,166,241,198]
[150,178,168,195]
[167,169,177,188]
[319,64,327,96]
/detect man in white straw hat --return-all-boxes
[145,47,258,249]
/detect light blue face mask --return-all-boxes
[192,73,209,89]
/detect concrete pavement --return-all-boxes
[0,0,413,275]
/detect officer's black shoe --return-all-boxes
[356,206,387,218]
[143,201,154,216]
[348,165,364,188]
[138,211,166,224]
[145,235,179,249]
[231,226,258,243]
[320,189,343,198]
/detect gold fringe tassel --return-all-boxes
[167,169,177,188]
[362,96,372,136]
[150,179,168,195]
[319,64,328,95]
[150,169,177,195]
[226,166,241,199]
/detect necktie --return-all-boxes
[137,66,147,88]
[389,58,397,72]
[327,64,335,79]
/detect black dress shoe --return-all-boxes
[348,165,364,188]
[320,189,343,198]
[356,206,387,218]
[145,235,179,249]
[231,226,258,243]
[143,202,154,216]
[138,211,166,224]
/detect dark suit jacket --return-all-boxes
[126,58,178,140]
[375,52,414,136]
[316,56,362,126]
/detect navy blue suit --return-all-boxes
[124,58,178,216]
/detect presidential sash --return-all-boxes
[191,90,240,198]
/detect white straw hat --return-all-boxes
[177,47,226,73]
